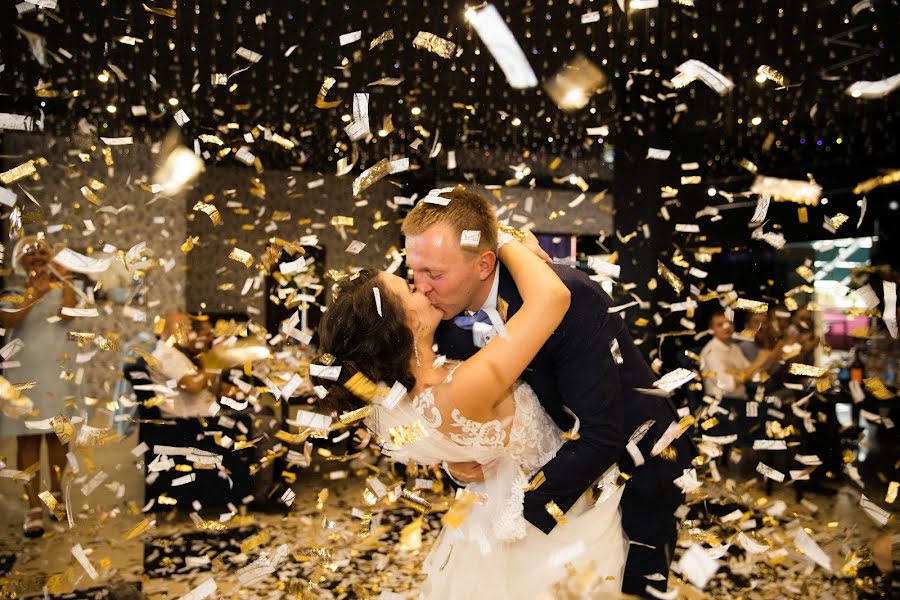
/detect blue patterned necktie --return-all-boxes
[453,309,491,330]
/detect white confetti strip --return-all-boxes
[466,4,537,89]
[71,544,98,579]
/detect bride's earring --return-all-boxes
[413,340,422,367]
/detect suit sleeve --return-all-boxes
[522,275,626,534]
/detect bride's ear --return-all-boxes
[476,250,497,281]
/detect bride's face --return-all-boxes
[379,273,443,336]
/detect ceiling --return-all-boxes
[2,0,897,187]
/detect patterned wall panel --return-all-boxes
[184,168,402,317]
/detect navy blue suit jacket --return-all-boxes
[435,264,693,535]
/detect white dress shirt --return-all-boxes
[700,337,751,399]
[471,268,501,347]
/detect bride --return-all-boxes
[312,237,627,598]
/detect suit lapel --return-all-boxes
[497,265,523,319]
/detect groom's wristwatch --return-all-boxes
[497,224,526,249]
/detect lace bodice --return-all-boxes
[371,363,564,541]
[407,367,562,472]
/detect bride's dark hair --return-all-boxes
[311,269,416,414]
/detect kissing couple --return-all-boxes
[312,186,693,598]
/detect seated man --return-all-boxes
[148,311,216,419]
[701,310,779,400]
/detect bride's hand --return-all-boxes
[519,230,551,262]
[446,461,484,483]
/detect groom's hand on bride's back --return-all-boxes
[519,230,551,262]
[446,461,485,483]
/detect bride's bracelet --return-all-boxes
[497,224,526,249]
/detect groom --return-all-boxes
[403,186,693,596]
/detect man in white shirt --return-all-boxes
[148,311,215,419]
[701,311,752,400]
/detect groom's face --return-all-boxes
[405,222,491,319]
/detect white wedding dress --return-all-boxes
[369,363,628,599]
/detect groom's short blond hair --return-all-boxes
[401,185,498,253]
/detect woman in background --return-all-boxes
[0,236,78,537]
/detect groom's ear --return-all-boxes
[475,250,497,281]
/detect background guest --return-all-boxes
[701,310,779,401]
[0,236,79,537]
[147,310,217,419]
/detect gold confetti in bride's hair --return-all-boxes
[343,371,379,403]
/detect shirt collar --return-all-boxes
[479,268,500,312]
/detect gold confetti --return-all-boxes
[886,481,898,504]
[798,206,809,223]
[853,169,900,195]
[660,446,679,461]
[338,405,372,424]
[181,236,199,253]
[412,31,456,59]
[239,529,270,553]
[399,488,432,513]
[750,175,821,205]
[228,247,254,267]
[80,186,102,205]
[560,429,581,441]
[788,363,828,378]
[330,215,354,227]
[756,65,788,87]
[198,134,224,145]
[1,160,37,184]
[829,213,850,230]
[657,261,685,294]
[650,415,695,456]
[352,158,392,196]
[315,76,341,109]
[192,200,222,225]
[123,517,153,540]
[796,264,815,282]
[50,414,75,444]
[38,490,66,521]
[526,470,547,492]
[398,516,424,552]
[816,377,834,392]
[732,298,769,313]
[370,29,394,49]
[87,178,106,191]
[441,490,484,529]
[544,54,608,111]
[388,421,429,447]
[545,500,568,525]
[142,3,176,18]
[864,377,895,400]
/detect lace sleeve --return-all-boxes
[415,381,510,450]
[368,394,505,468]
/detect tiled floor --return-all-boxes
[1,426,895,599]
